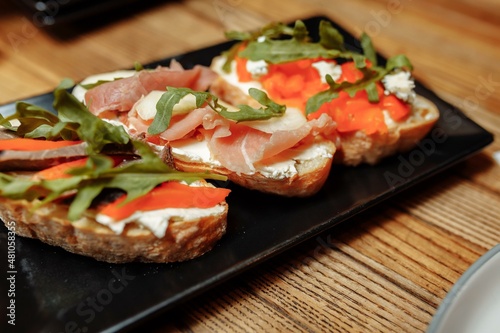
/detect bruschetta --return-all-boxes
[74,61,337,197]
[0,83,230,263]
[209,20,440,165]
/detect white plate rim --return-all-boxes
[427,243,500,333]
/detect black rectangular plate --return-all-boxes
[0,16,494,333]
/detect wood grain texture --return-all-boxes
[0,0,499,332]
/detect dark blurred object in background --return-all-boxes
[8,0,169,35]
[11,0,142,26]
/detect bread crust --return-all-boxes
[209,73,440,166]
[0,197,228,263]
[170,138,335,197]
[334,95,440,165]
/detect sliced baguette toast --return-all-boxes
[334,95,440,165]
[209,64,440,166]
[0,95,231,263]
[169,137,335,197]
[209,18,441,167]
[132,99,336,197]
[72,70,337,197]
[0,179,228,263]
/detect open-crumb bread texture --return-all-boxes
[0,197,228,263]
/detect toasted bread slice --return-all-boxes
[0,180,228,263]
[71,69,336,197]
[334,95,439,165]
[169,137,335,197]
[209,70,440,166]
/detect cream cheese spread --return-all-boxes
[96,205,226,238]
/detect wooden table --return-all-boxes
[1,1,499,332]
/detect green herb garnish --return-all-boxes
[0,79,130,154]
[305,54,413,115]
[222,19,414,115]
[148,87,286,135]
[0,78,228,221]
[223,20,349,68]
[0,141,226,220]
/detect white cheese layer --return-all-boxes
[171,138,222,167]
[255,142,334,179]
[95,180,226,239]
[243,106,307,133]
[96,205,226,238]
[132,90,197,121]
[170,138,333,180]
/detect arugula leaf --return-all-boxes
[225,20,359,65]
[343,67,386,99]
[238,20,348,64]
[1,102,75,140]
[218,88,285,122]
[292,20,309,42]
[0,173,42,201]
[67,181,106,220]
[24,123,66,140]
[0,115,15,131]
[305,67,385,115]
[228,21,295,42]
[364,82,380,102]
[1,79,131,154]
[150,88,209,135]
[239,39,343,64]
[360,32,377,67]
[304,89,340,116]
[305,53,414,115]
[133,61,144,71]
[149,87,286,135]
[225,30,253,41]
[319,20,345,51]
[222,20,350,69]
[53,79,131,154]
[0,140,227,220]
[386,54,413,71]
[260,21,295,39]
[222,19,414,113]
